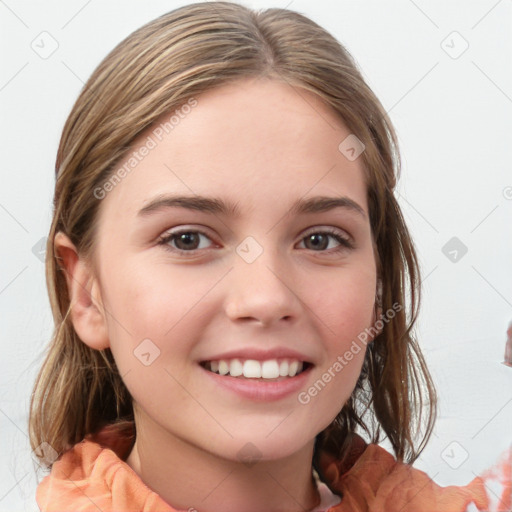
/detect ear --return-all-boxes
[54,231,110,350]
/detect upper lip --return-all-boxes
[199,347,315,364]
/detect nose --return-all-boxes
[223,248,301,327]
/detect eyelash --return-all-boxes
[156,227,355,256]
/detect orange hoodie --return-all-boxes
[36,422,511,512]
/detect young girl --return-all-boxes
[29,2,511,511]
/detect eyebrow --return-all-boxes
[137,194,367,219]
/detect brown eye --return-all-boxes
[158,230,213,253]
[299,230,354,253]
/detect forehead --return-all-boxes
[97,77,369,221]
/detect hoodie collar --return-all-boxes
[35,421,371,512]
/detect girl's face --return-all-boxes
[92,77,377,462]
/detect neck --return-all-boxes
[125,412,321,512]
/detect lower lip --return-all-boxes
[200,365,313,402]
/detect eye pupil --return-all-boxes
[306,233,328,250]
[176,232,199,250]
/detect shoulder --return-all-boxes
[318,437,512,512]
[36,421,174,511]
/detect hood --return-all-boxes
[36,421,509,511]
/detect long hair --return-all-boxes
[29,1,436,470]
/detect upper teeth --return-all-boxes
[206,359,304,379]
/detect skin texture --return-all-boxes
[56,76,380,512]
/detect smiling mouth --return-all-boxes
[199,358,312,380]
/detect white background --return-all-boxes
[1,0,511,509]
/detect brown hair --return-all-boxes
[29,1,436,471]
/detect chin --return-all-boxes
[215,428,316,464]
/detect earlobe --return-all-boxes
[54,231,110,350]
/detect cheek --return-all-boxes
[100,263,221,378]
[315,265,376,340]
[102,262,207,335]
[98,269,177,368]
[300,278,373,431]
[304,264,375,414]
